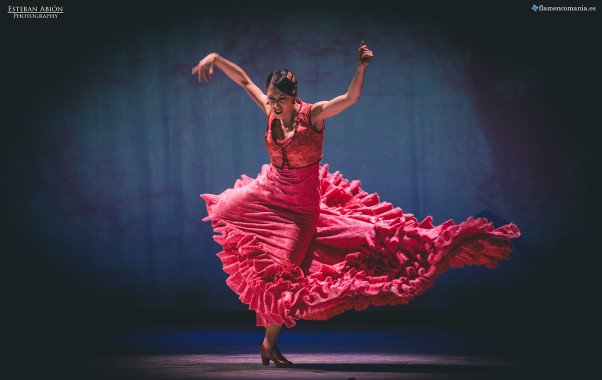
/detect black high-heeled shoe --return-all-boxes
[260,344,293,368]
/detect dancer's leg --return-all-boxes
[263,323,282,349]
[260,323,292,367]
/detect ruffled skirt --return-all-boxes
[202,163,520,328]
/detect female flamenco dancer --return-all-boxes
[192,42,520,368]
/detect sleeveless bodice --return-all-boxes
[265,100,324,169]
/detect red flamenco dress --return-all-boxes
[201,100,520,328]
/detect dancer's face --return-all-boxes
[267,84,296,120]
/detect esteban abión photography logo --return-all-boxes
[7,5,64,19]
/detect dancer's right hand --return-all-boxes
[192,53,216,83]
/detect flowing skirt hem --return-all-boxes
[202,164,520,328]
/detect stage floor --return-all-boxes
[74,351,539,379]
[26,310,571,380]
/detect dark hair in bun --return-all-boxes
[266,69,297,96]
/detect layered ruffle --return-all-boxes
[202,164,520,327]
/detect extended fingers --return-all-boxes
[194,61,204,82]
[193,57,214,83]
[199,62,209,82]
[203,63,213,81]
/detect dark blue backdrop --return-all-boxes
[5,1,599,327]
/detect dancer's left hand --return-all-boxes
[358,41,373,67]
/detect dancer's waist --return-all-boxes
[270,161,320,178]
[266,163,320,203]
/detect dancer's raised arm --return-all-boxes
[310,41,373,130]
[192,53,269,117]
